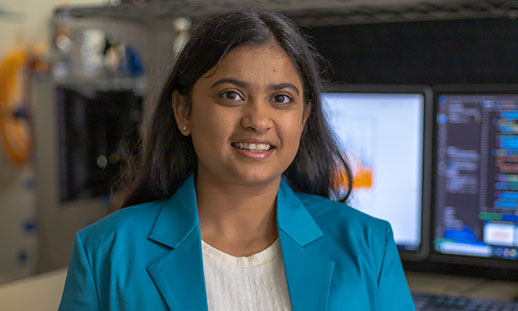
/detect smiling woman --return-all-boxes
[176,44,308,191]
[58,9,415,311]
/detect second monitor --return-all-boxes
[433,85,518,273]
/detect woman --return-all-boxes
[59,9,415,311]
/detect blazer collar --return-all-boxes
[148,175,324,248]
[276,178,324,245]
[147,175,333,311]
[148,175,199,248]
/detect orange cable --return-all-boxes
[0,48,30,165]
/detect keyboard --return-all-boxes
[412,292,518,311]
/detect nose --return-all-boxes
[240,98,273,134]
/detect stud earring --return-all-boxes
[182,125,188,131]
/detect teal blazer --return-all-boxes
[59,176,415,311]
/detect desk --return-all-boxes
[0,268,66,311]
[0,269,516,310]
[406,271,518,302]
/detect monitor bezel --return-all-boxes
[322,84,433,261]
[430,84,518,273]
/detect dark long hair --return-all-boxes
[119,9,353,208]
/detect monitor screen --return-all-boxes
[434,87,518,265]
[321,86,431,260]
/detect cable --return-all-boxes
[0,47,30,165]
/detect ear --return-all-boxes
[172,90,191,136]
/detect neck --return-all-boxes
[195,172,281,257]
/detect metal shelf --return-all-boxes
[289,0,518,26]
[54,76,147,97]
[53,0,518,26]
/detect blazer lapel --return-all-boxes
[146,176,208,311]
[277,179,335,311]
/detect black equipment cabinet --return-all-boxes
[56,87,142,202]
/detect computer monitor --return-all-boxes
[433,85,518,274]
[321,85,432,260]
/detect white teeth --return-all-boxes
[232,142,272,152]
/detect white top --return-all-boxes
[201,238,292,311]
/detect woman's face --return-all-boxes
[174,43,309,187]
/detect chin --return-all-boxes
[232,172,281,186]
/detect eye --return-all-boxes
[273,94,292,105]
[221,91,244,101]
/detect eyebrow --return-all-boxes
[210,78,300,96]
[269,82,300,96]
[210,78,249,89]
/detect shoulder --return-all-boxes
[294,192,391,251]
[296,192,389,234]
[77,201,163,249]
[294,192,398,292]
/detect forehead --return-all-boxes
[198,43,303,87]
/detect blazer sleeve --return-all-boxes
[376,222,415,311]
[59,232,101,311]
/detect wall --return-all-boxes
[0,0,106,284]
